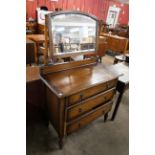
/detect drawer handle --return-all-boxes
[80,94,83,101]
[78,123,81,128]
[104,96,107,100]
[78,108,83,113]
[107,83,111,89]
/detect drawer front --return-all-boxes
[67,88,115,121]
[67,101,112,134]
[68,78,117,106]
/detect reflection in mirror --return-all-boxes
[49,13,97,56]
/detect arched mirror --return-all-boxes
[46,11,99,62]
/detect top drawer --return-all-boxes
[68,78,117,106]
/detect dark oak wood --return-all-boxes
[68,79,116,106]
[41,58,97,75]
[40,59,118,148]
[39,11,120,149]
[67,101,113,134]
[43,62,118,97]
[67,88,116,121]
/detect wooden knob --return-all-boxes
[104,96,107,100]
[78,123,81,128]
[107,83,111,89]
[78,108,83,113]
[80,93,83,101]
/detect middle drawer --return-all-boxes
[67,88,115,121]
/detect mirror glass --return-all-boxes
[49,13,97,56]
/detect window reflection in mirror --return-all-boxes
[50,13,97,55]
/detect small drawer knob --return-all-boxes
[107,83,111,89]
[80,93,83,101]
[78,108,83,113]
[78,123,81,128]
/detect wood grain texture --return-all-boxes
[41,58,97,75]
[40,44,118,149]
[68,78,117,106]
[67,101,113,134]
[43,63,118,97]
[67,88,116,120]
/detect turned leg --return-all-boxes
[104,112,108,122]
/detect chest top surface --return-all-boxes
[43,63,118,96]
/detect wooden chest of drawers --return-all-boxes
[40,59,118,148]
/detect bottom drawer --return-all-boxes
[67,101,112,134]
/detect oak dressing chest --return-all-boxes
[40,11,118,148]
[40,59,118,148]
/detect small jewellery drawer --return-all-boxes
[67,101,113,134]
[68,78,117,106]
[67,88,115,121]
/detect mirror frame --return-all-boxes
[46,10,99,61]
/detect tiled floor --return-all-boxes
[27,54,129,155]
